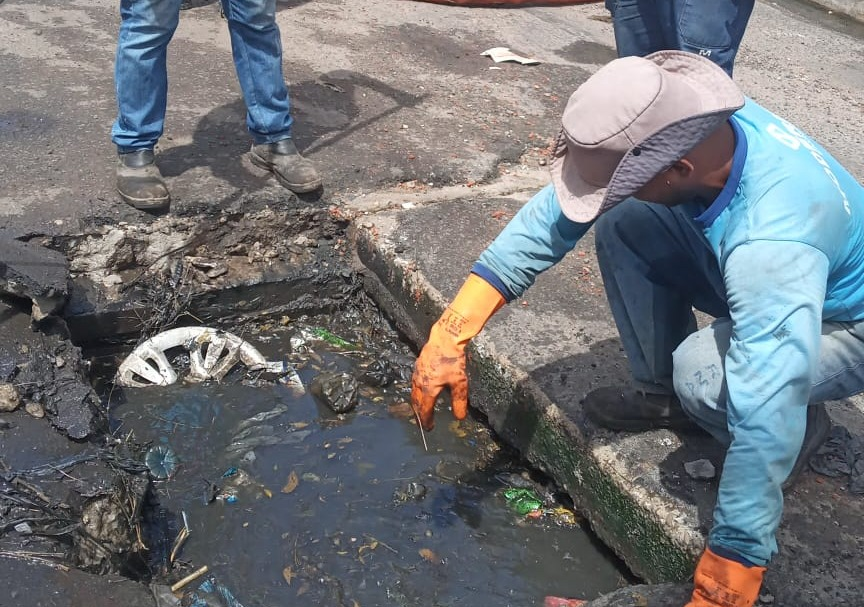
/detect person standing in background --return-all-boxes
[112,0,321,212]
[606,0,755,76]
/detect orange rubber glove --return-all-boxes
[685,548,766,607]
[411,274,505,430]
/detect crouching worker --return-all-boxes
[410,51,864,607]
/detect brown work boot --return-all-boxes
[116,149,170,211]
[583,386,696,431]
[249,138,322,193]
[782,405,831,491]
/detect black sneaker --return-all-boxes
[250,139,322,194]
[116,149,170,211]
[583,386,696,432]
[782,405,831,491]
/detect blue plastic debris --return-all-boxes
[187,576,245,607]
[221,467,238,478]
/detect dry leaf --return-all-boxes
[418,548,437,562]
[282,566,296,585]
[388,402,415,420]
[448,420,467,438]
[281,471,300,494]
[290,422,309,430]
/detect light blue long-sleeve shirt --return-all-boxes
[473,99,864,566]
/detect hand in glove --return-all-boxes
[686,548,766,607]
[410,274,505,430]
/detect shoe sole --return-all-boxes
[249,151,322,194]
[118,189,170,211]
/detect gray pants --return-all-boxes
[594,199,864,445]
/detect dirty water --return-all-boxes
[104,307,629,606]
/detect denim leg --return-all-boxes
[112,0,182,152]
[674,318,864,444]
[221,0,293,144]
[672,0,754,76]
[605,0,670,58]
[594,200,727,393]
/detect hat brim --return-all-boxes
[549,129,607,223]
[551,51,745,224]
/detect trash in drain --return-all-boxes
[99,307,627,605]
[116,327,302,392]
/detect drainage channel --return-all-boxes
[86,275,630,606]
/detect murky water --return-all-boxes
[107,308,628,606]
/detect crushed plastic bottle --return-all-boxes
[503,488,543,515]
[186,576,245,607]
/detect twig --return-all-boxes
[170,564,209,593]
[412,409,428,452]
[169,511,191,565]
[364,535,398,554]
[0,551,69,570]
[48,465,82,483]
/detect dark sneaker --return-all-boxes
[249,138,322,193]
[583,386,696,432]
[782,405,831,490]
[116,149,170,211]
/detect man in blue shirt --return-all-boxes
[411,51,864,607]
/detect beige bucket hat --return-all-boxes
[550,50,745,223]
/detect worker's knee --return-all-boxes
[672,320,732,416]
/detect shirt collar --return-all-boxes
[693,117,748,228]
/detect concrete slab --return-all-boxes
[0,235,68,320]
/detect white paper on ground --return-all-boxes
[481,47,540,65]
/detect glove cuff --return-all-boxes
[434,274,505,345]
[687,547,766,607]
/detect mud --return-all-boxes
[0,298,101,439]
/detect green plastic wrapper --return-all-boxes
[503,488,543,515]
[312,327,356,349]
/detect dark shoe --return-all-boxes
[583,386,695,432]
[782,405,831,490]
[116,149,170,211]
[249,138,322,193]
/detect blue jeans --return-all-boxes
[595,199,864,563]
[595,200,864,439]
[604,0,754,76]
[112,0,293,152]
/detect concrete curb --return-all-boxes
[805,0,864,22]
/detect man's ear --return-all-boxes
[669,159,695,180]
